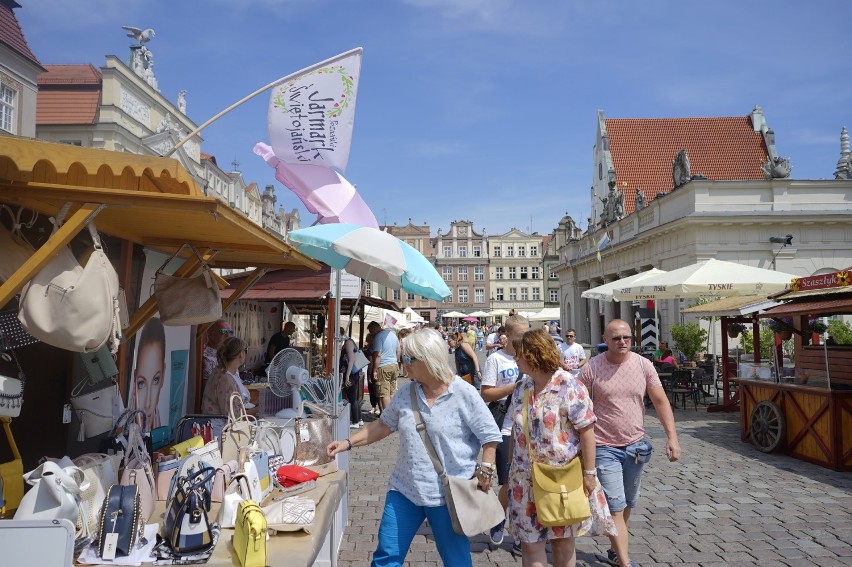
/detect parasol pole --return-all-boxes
[333,268,342,420]
[822,317,831,389]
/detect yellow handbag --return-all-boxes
[523,393,591,528]
[169,435,204,458]
[0,418,23,516]
[234,500,266,567]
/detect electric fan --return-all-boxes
[267,348,308,418]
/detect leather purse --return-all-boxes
[170,435,204,458]
[153,244,222,327]
[14,460,86,535]
[294,414,337,476]
[100,409,151,456]
[77,345,119,386]
[212,459,238,503]
[97,484,142,559]
[71,381,122,441]
[18,219,121,353]
[119,418,156,521]
[165,466,217,556]
[0,350,25,418]
[262,495,315,533]
[234,500,266,567]
[222,394,256,464]
[0,419,24,515]
[275,464,319,488]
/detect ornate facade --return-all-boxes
[435,220,490,317]
[487,228,545,313]
[384,220,437,321]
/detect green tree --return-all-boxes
[670,322,708,360]
[827,319,852,345]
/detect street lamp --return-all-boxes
[769,234,793,270]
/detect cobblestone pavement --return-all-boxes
[338,358,852,566]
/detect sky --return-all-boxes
[16,0,852,236]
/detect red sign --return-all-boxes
[791,270,851,292]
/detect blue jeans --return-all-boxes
[596,440,652,512]
[372,490,472,567]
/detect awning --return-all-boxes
[682,295,780,317]
[221,267,400,315]
[761,295,852,318]
[0,137,320,271]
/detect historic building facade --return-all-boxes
[384,220,438,321]
[487,228,545,313]
[0,0,44,138]
[434,220,489,318]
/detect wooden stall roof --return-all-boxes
[222,267,401,315]
[0,136,320,271]
[681,295,780,317]
[762,284,852,318]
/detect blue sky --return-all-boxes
[17,0,852,236]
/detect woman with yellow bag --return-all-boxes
[506,329,615,567]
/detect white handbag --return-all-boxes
[219,473,253,529]
[262,496,316,533]
[17,218,121,354]
[14,460,86,537]
[70,382,122,441]
[0,374,24,418]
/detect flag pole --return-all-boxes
[165,47,363,157]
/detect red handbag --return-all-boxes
[276,464,319,488]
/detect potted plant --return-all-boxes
[670,322,708,362]
[727,322,747,338]
[808,319,828,334]
[766,317,794,340]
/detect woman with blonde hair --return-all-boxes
[506,329,614,567]
[202,336,257,415]
[453,331,480,387]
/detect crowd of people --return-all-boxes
[201,315,680,567]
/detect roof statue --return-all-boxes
[834,126,851,180]
[122,26,156,45]
[634,187,646,211]
[762,155,792,179]
[672,149,691,188]
[598,183,624,227]
[177,90,187,114]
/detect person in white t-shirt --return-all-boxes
[558,328,587,376]
[480,315,529,546]
[485,325,505,357]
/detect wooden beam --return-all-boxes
[0,203,102,309]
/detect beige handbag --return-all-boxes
[119,417,156,521]
[153,244,222,326]
[294,413,337,477]
[18,217,121,354]
[222,393,256,464]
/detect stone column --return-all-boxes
[603,275,616,325]
[589,299,602,345]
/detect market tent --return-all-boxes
[403,307,425,322]
[443,311,466,318]
[468,310,491,317]
[528,307,560,321]
[613,259,796,300]
[489,309,510,316]
[582,269,667,301]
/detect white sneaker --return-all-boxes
[350,423,360,429]
[358,420,364,427]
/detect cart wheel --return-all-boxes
[750,401,785,453]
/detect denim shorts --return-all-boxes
[596,439,653,512]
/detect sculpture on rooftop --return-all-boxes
[672,149,691,188]
[598,183,624,227]
[762,155,792,179]
[835,127,852,180]
[635,187,647,211]
[122,26,156,46]
[177,90,187,114]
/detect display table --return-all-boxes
[78,470,347,567]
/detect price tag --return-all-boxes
[102,532,119,560]
[300,428,309,442]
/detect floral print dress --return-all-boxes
[507,369,617,543]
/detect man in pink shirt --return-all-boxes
[578,319,681,567]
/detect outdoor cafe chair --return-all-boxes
[670,369,698,410]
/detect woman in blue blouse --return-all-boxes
[328,329,502,567]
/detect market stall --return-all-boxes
[734,270,852,471]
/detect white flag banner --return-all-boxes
[267,48,362,173]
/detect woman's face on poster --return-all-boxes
[134,341,165,425]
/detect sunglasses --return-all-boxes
[565,335,575,338]
[401,354,417,365]
[219,328,234,336]
[609,335,632,342]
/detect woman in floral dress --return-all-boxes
[506,329,615,567]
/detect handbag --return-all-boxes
[262,496,315,533]
[219,473,253,529]
[153,244,222,326]
[165,465,217,556]
[156,456,180,501]
[211,459,238,503]
[119,418,156,521]
[0,419,24,515]
[71,381,122,441]
[251,450,272,500]
[71,457,108,537]
[522,393,591,528]
[170,435,204,458]
[234,500,266,567]
[294,414,337,477]
[100,409,151,456]
[77,345,119,386]
[222,393,256,464]
[487,396,511,429]
[14,460,86,535]
[0,350,25,418]
[175,414,226,444]
[408,383,505,537]
[350,349,369,373]
[97,484,141,559]
[252,419,296,462]
[18,218,121,353]
[275,464,319,488]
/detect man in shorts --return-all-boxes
[369,321,400,414]
[480,314,529,546]
[578,319,681,567]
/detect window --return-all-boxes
[532,267,540,279]
[509,288,517,301]
[532,287,540,300]
[509,267,516,280]
[530,245,538,257]
[495,288,504,301]
[458,267,468,281]
[521,288,528,300]
[407,293,415,300]
[550,289,559,302]
[474,288,484,303]
[364,281,372,296]
[520,267,528,279]
[445,289,453,302]
[458,288,468,303]
[474,266,484,281]
[443,246,452,257]
[393,289,401,300]
[473,246,481,257]
[0,84,15,133]
[518,246,526,257]
[550,268,558,279]
[493,246,501,257]
[442,266,452,282]
[506,245,514,257]
[496,267,503,280]
[420,311,430,320]
[458,246,467,258]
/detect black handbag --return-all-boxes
[97,484,142,558]
[165,466,217,556]
[487,398,510,428]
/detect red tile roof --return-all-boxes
[0,0,43,69]
[36,65,102,125]
[605,116,769,214]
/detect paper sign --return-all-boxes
[102,533,119,560]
